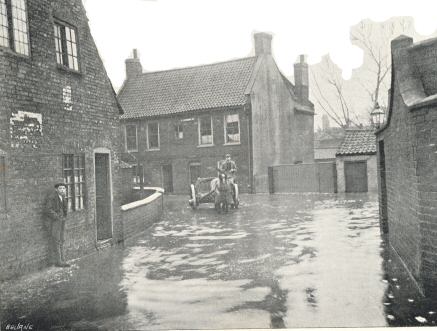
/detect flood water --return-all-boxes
[1,193,436,330]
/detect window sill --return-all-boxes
[146,148,160,151]
[127,149,138,153]
[197,144,215,148]
[56,64,82,76]
[0,46,30,59]
[223,142,241,146]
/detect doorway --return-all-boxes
[379,140,389,233]
[344,161,368,193]
[189,162,201,184]
[95,153,112,241]
[162,164,173,193]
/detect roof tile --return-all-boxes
[336,129,376,156]
[118,57,258,119]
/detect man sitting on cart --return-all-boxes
[218,153,237,183]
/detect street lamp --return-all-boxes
[371,102,385,129]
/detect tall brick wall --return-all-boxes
[122,107,251,194]
[0,0,124,280]
[377,36,437,295]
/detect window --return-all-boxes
[125,124,137,151]
[132,164,144,185]
[63,154,85,211]
[0,0,29,55]
[174,123,183,139]
[63,85,72,111]
[198,116,213,146]
[147,122,159,150]
[54,20,79,71]
[224,114,240,144]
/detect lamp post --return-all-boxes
[371,102,385,129]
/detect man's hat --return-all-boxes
[54,183,66,188]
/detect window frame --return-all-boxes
[62,154,86,212]
[223,113,241,145]
[146,121,160,151]
[125,124,138,152]
[0,0,30,56]
[53,19,80,72]
[198,115,214,147]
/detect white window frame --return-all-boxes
[174,122,183,140]
[223,113,240,145]
[198,115,214,147]
[147,121,160,151]
[0,0,30,56]
[125,124,138,152]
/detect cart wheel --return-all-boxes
[233,184,239,209]
[189,184,197,209]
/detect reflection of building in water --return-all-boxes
[0,248,128,329]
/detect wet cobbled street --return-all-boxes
[1,194,437,330]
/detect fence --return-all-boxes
[268,162,337,193]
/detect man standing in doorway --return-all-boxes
[44,183,70,267]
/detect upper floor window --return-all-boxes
[54,20,79,71]
[125,124,137,152]
[147,122,160,150]
[0,0,29,55]
[174,123,183,139]
[224,113,240,144]
[198,115,213,146]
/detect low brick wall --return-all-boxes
[120,188,164,241]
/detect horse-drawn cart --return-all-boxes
[188,175,239,211]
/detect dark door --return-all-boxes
[162,164,173,193]
[379,140,388,233]
[189,163,201,184]
[345,161,368,193]
[95,153,112,241]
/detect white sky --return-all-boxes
[82,0,437,92]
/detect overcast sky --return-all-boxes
[82,0,437,93]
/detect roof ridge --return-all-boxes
[137,56,257,76]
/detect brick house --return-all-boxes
[118,33,314,194]
[0,0,126,280]
[336,129,377,193]
[376,35,437,296]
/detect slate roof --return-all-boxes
[118,57,258,119]
[336,129,376,156]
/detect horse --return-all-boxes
[214,173,232,213]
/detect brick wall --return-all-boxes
[0,0,124,280]
[122,107,251,194]
[120,192,163,241]
[376,36,437,295]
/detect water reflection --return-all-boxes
[2,193,434,330]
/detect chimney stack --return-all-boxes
[294,54,309,103]
[254,32,272,55]
[125,48,143,79]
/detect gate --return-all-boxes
[269,162,336,193]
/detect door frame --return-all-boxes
[93,148,113,243]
